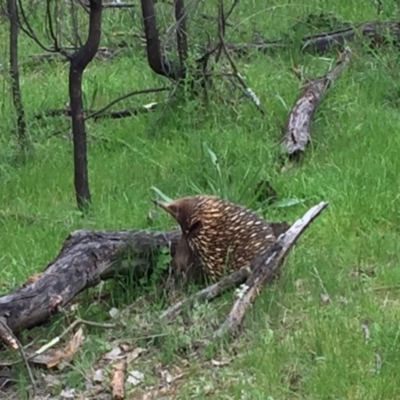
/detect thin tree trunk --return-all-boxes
[7,0,27,154]
[174,0,187,76]
[69,0,102,211]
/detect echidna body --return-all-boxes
[154,195,285,281]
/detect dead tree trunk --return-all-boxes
[69,0,102,211]
[174,0,188,76]
[282,47,351,161]
[140,0,184,80]
[7,0,27,154]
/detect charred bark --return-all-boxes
[174,0,188,76]
[282,47,351,161]
[0,229,181,334]
[69,0,102,211]
[0,220,290,338]
[140,0,183,80]
[7,0,27,152]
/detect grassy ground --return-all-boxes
[2,0,400,398]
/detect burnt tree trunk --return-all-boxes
[174,0,187,76]
[7,0,27,153]
[69,0,102,211]
[140,0,183,80]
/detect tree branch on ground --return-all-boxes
[84,86,170,120]
[224,20,400,56]
[160,267,251,322]
[213,201,329,339]
[282,46,351,161]
[36,103,160,122]
[28,46,123,64]
[35,86,169,120]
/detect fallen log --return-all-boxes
[214,201,328,339]
[222,20,400,56]
[282,47,351,161]
[0,229,180,335]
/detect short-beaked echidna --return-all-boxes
[154,195,289,282]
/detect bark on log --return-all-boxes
[282,47,351,161]
[214,201,328,339]
[0,229,180,334]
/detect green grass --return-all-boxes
[2,0,400,398]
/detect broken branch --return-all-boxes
[35,102,161,121]
[282,47,351,160]
[214,201,329,339]
[160,267,251,322]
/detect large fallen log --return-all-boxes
[0,229,180,335]
[282,47,351,161]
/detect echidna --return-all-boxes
[154,195,289,282]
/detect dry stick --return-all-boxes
[84,86,170,120]
[160,267,251,322]
[214,201,328,339]
[223,21,400,56]
[0,317,118,368]
[37,103,160,122]
[282,46,351,160]
[223,0,239,24]
[35,87,169,120]
[32,317,118,357]
[0,317,36,399]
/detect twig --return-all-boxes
[0,317,36,399]
[160,267,251,322]
[0,317,118,367]
[214,201,328,339]
[223,0,239,24]
[33,317,117,356]
[35,103,161,121]
[16,0,62,54]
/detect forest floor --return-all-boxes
[1,1,400,399]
